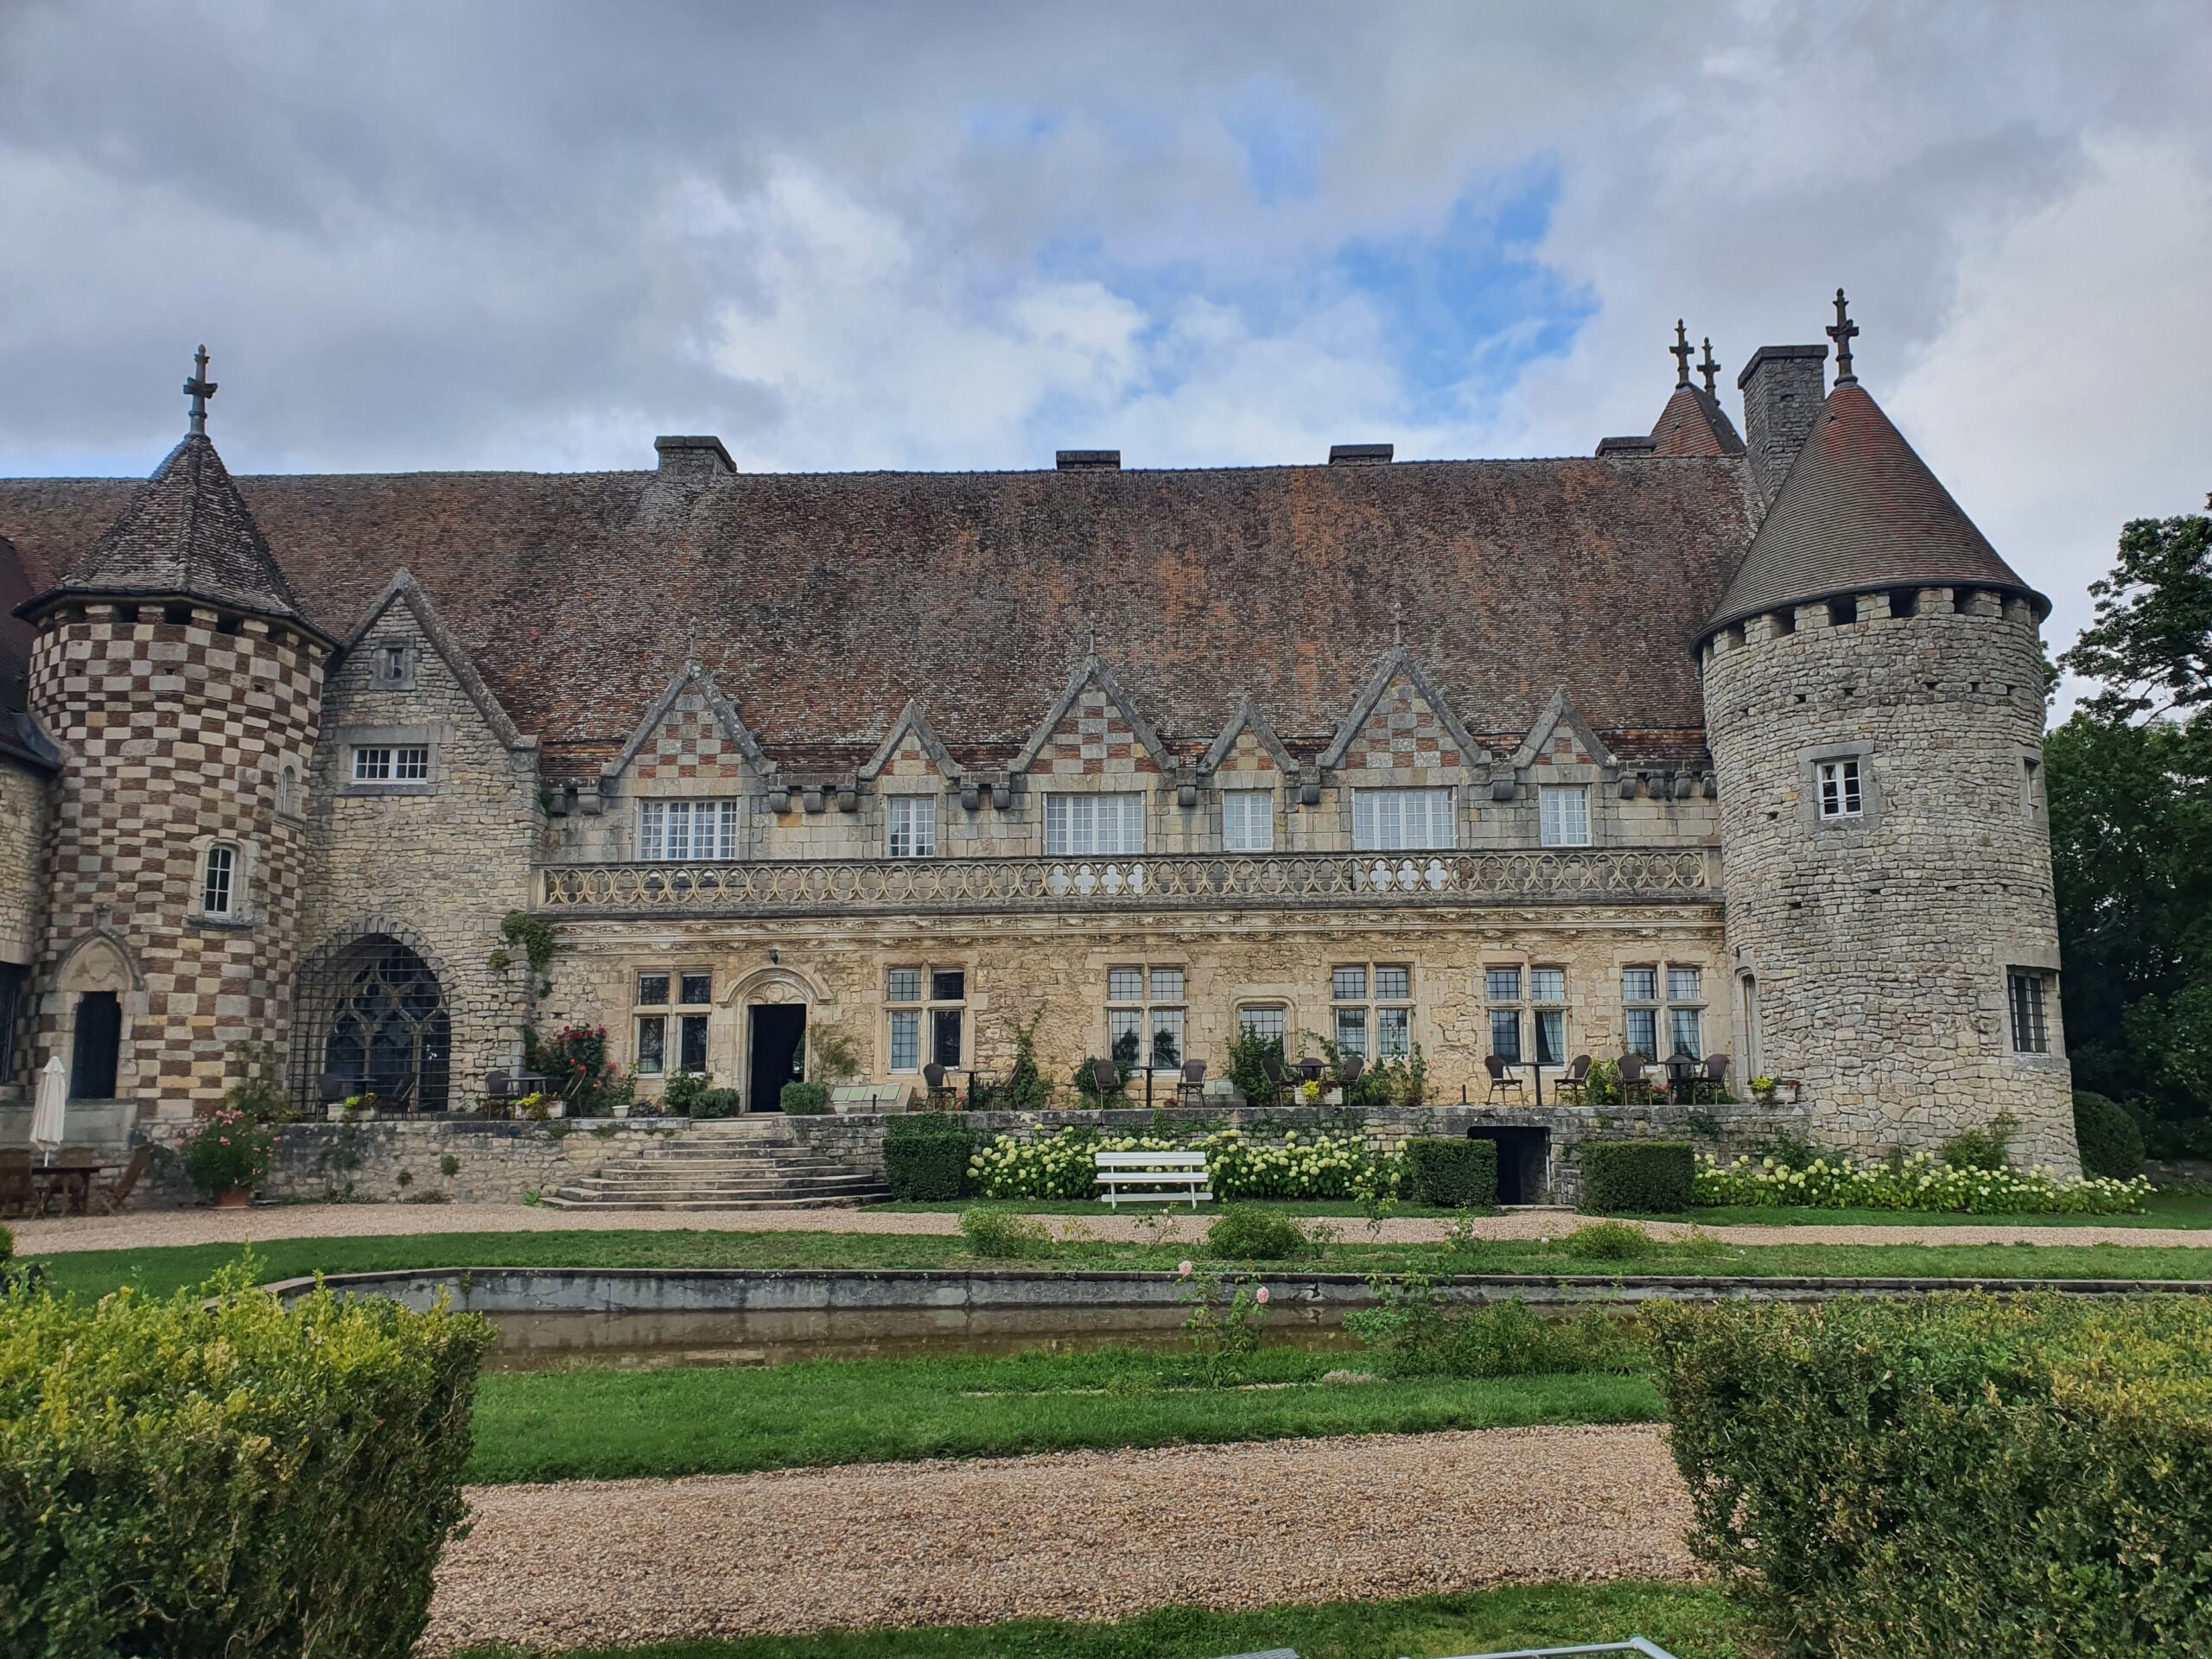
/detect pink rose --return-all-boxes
[1177,1260,1193,1277]
[1255,1287,1270,1305]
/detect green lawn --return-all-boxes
[1661,1189,2212,1229]
[467,1345,1660,1484]
[452,1581,1758,1659]
[26,1226,2212,1304]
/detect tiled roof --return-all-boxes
[1707,384,2045,637]
[1649,386,1745,457]
[20,435,322,637]
[1,454,1758,767]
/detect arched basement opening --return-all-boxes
[296,936,452,1112]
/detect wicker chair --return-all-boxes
[1554,1053,1594,1104]
[1336,1057,1364,1090]
[1179,1059,1207,1108]
[1260,1052,1293,1108]
[1484,1052,1526,1103]
[1617,1052,1653,1104]
[1090,1058,1123,1101]
[923,1062,961,1110]
[1700,1052,1731,1103]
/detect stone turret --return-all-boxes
[15,353,332,1120]
[1699,314,2076,1170]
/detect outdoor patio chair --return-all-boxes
[1260,1052,1293,1108]
[1700,1052,1731,1103]
[0,1147,33,1218]
[1090,1058,1123,1100]
[1179,1059,1207,1108]
[1337,1057,1364,1090]
[1554,1053,1593,1103]
[385,1075,417,1113]
[1484,1052,1526,1103]
[317,1071,351,1104]
[88,1144,151,1216]
[923,1062,960,1109]
[1617,1052,1652,1104]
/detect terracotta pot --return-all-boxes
[212,1188,253,1210]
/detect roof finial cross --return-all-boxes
[1669,319,1693,389]
[1827,289,1859,386]
[1698,337,1720,396]
[182,345,217,435]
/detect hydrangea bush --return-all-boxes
[1694,1149,2152,1215]
[968,1125,1402,1202]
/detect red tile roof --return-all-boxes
[1,454,1756,770]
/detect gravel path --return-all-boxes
[15,1201,2210,1255]
[422,1424,1694,1654]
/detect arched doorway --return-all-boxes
[302,937,451,1110]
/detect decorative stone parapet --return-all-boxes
[537,848,1719,918]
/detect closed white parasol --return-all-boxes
[30,1055,67,1166]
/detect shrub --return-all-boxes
[1941,1111,2018,1171]
[0,1226,10,1263]
[1695,1148,2152,1214]
[1649,1294,2212,1657]
[957,1205,1054,1259]
[779,1082,830,1116]
[1351,1275,1646,1378]
[2075,1090,2146,1179]
[1579,1141,1695,1213]
[0,1266,494,1657]
[1202,1127,1399,1203]
[179,1108,275,1196]
[686,1087,744,1119]
[662,1072,709,1115]
[1205,1203,1318,1261]
[1225,1025,1283,1107]
[885,1123,973,1200]
[1564,1220,1651,1262]
[1404,1137,1497,1209]
[970,1127,1115,1198]
[982,1011,1053,1112]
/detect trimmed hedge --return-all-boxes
[1404,1137,1498,1209]
[1650,1294,2212,1657]
[779,1082,830,1115]
[1580,1140,1694,1213]
[0,1267,493,1657]
[686,1086,744,1119]
[884,1116,973,1201]
[2074,1090,2145,1179]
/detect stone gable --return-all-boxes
[1031,686,1161,778]
[1211,730,1281,775]
[1338,675,1474,778]
[632,688,752,789]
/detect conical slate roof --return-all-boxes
[1649,385,1745,457]
[27,433,318,633]
[1706,381,2045,636]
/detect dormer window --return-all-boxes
[373,644,416,690]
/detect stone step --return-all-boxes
[539,1191,887,1211]
[561,1178,887,1198]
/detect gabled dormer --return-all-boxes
[1011,654,1173,781]
[1319,648,1488,781]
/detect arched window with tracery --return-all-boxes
[295,935,451,1111]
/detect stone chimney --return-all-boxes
[1736,345,1827,505]
[654,435,735,480]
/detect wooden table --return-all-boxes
[32,1158,121,1217]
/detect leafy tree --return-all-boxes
[2062,512,2212,719]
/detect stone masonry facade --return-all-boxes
[0,313,2081,1176]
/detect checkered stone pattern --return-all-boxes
[1036,688,1160,776]
[881,733,938,779]
[1341,677,1472,777]
[1550,729,1592,765]
[633,690,746,785]
[29,604,324,1118]
[1213,731,1280,775]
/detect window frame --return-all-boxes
[1045,791,1147,857]
[1105,962,1187,1071]
[639,798,742,861]
[200,841,239,919]
[886,794,938,859]
[1221,789,1275,854]
[2007,969,2052,1055]
[1538,785,1592,849]
[1486,964,1568,1065]
[1623,961,1707,1060]
[1351,786,1455,852]
[632,967,713,1079]
[887,963,967,1072]
[349,744,432,785]
[1332,961,1414,1062]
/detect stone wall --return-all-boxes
[28,603,324,1120]
[1704,588,2077,1169]
[0,750,51,1090]
[297,581,541,1108]
[536,904,1732,1115]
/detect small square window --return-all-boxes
[1149,967,1185,1002]
[1108,966,1144,1001]
[1667,966,1702,1003]
[637,974,671,1007]
[1818,757,1864,818]
[931,969,966,1002]
[1622,968,1658,1002]
[679,973,712,1006]
[353,747,391,782]
[1332,966,1367,1001]
[1539,785,1591,848]
[2008,970,2050,1054]
[887,969,923,1004]
[1485,967,1522,1002]
[1529,968,1567,1002]
[394,747,429,781]
[1375,965,1411,1001]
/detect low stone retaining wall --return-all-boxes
[121,1097,1810,1208]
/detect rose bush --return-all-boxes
[179,1108,273,1196]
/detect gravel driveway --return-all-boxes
[422,1424,1695,1654]
[16,1200,2209,1255]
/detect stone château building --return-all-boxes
[0,302,2081,1171]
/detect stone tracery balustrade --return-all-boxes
[537,848,1716,916]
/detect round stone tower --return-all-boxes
[1700,341,2077,1170]
[19,352,334,1121]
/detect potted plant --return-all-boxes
[1751,1076,1781,1108]
[181,1108,275,1208]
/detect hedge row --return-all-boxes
[884,1114,973,1200]
[1402,1137,1497,1209]
[1650,1294,2212,1656]
[1579,1141,1695,1212]
[0,1268,493,1656]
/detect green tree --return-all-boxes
[2062,512,2212,719]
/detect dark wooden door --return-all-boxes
[71,991,121,1100]
[747,1005,806,1112]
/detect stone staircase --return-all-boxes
[542,1116,889,1211]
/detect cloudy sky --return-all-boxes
[2,1,2207,678]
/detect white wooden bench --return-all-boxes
[1094,1149,1212,1209]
